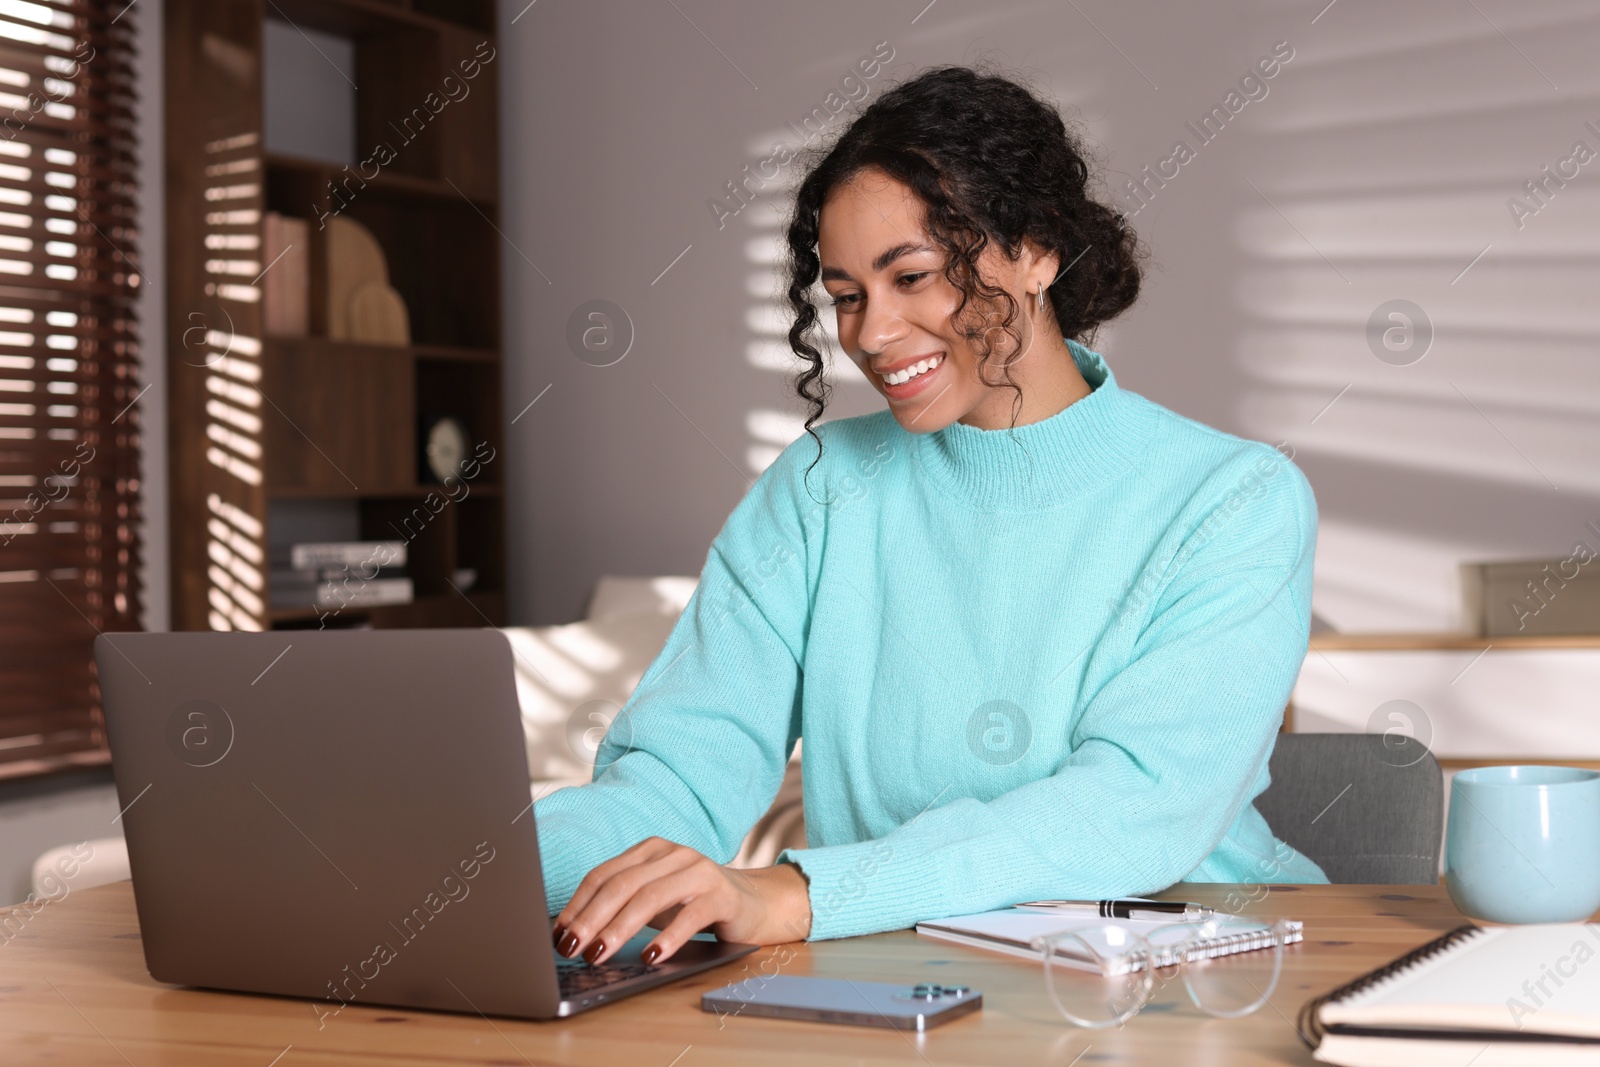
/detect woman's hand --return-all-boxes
[551,837,812,965]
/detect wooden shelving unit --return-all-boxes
[165,0,504,632]
[1297,630,1600,769]
[1311,631,1600,651]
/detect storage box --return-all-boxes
[1461,558,1600,636]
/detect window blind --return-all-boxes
[0,0,142,779]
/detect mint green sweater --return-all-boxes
[534,339,1329,940]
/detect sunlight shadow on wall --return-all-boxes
[1230,3,1600,630]
[741,176,874,475]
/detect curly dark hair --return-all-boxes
[783,63,1146,490]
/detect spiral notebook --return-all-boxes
[915,908,1300,972]
[1299,923,1600,1067]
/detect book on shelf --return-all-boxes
[314,576,413,609]
[270,575,414,610]
[261,212,309,337]
[270,564,408,597]
[271,540,408,571]
[268,540,414,610]
[271,563,409,584]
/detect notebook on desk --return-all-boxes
[1300,923,1600,1067]
[916,908,1301,971]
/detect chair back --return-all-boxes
[1254,732,1443,884]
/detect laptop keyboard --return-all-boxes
[556,956,661,997]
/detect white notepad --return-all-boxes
[915,907,1301,972]
[1302,923,1600,1067]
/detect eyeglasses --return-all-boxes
[1030,918,1295,1028]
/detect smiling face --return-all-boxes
[817,166,1083,433]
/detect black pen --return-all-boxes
[1014,898,1215,922]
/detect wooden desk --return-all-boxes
[0,880,1481,1065]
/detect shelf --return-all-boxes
[267,0,491,40]
[409,0,494,32]
[265,151,496,208]
[1436,756,1600,771]
[1309,631,1600,652]
[262,336,498,363]
[413,343,499,363]
[258,337,500,492]
[267,484,502,500]
[263,335,409,358]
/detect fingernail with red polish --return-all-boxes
[642,944,661,965]
[558,931,579,957]
[551,923,566,946]
[581,939,606,964]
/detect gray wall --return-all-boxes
[498,0,1600,629]
[0,770,119,906]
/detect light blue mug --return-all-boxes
[1444,765,1600,923]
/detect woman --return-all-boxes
[535,65,1328,968]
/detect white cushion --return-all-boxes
[584,575,699,622]
[32,836,129,899]
[504,612,683,781]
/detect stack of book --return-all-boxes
[269,540,413,610]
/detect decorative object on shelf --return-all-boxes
[326,215,410,345]
[420,413,470,484]
[1460,555,1600,636]
[452,567,478,592]
[262,212,309,336]
[346,279,410,344]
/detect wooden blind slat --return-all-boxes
[0,0,140,777]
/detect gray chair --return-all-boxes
[1253,732,1443,884]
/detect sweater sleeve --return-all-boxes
[779,447,1320,940]
[531,439,815,914]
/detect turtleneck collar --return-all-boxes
[908,338,1158,511]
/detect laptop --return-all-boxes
[94,628,757,1020]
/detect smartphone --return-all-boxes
[701,975,981,1031]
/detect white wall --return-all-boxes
[0,770,118,905]
[497,0,1600,629]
